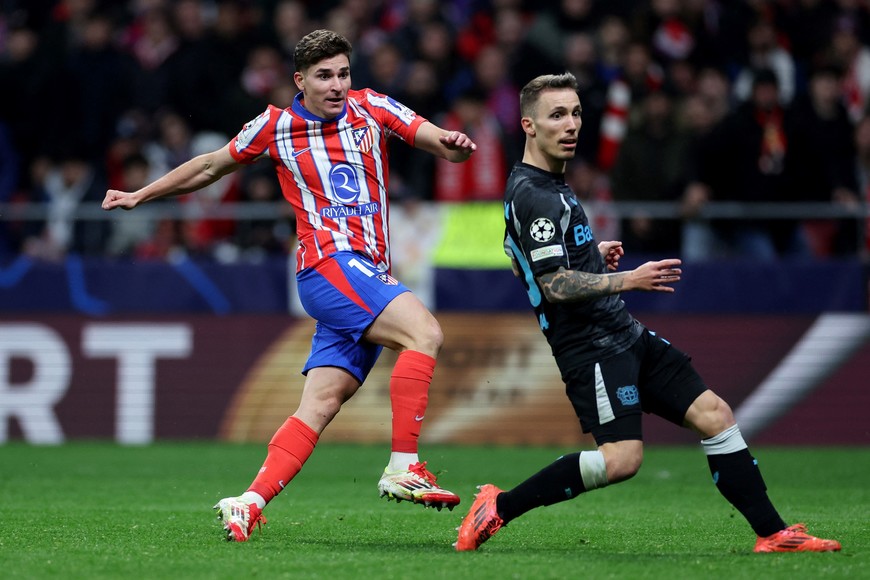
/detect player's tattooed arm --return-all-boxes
[537,267,628,303]
[537,259,683,303]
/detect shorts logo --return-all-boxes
[530,218,555,242]
[377,273,398,285]
[616,385,639,406]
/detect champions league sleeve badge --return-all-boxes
[235,108,271,151]
[529,218,555,242]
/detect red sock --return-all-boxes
[248,416,318,503]
[390,350,435,453]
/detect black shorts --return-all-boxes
[561,328,707,445]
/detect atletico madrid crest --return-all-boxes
[352,126,373,153]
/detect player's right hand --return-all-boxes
[102,189,139,211]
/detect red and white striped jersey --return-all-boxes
[229,89,427,273]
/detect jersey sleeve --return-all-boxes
[358,89,427,146]
[229,105,278,164]
[507,184,571,276]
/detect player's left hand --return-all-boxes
[440,131,476,159]
[598,241,624,271]
[102,189,140,211]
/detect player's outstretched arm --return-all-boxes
[102,144,242,211]
[537,259,682,303]
[412,121,477,162]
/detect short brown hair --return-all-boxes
[520,73,579,117]
[294,29,353,72]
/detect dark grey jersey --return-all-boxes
[503,162,641,373]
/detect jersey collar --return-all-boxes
[292,92,348,123]
[517,161,566,181]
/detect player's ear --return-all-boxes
[521,116,536,137]
[293,71,305,91]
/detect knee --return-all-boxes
[687,392,735,438]
[309,383,357,423]
[608,454,642,483]
[414,316,443,356]
[315,392,344,421]
[601,444,643,483]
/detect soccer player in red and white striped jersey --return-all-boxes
[103,29,476,542]
[229,74,419,273]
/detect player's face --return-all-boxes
[294,54,352,119]
[524,89,582,171]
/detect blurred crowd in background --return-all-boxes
[1,0,869,265]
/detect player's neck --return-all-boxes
[522,147,566,175]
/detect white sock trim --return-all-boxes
[701,424,748,456]
[579,450,608,491]
[239,491,266,510]
[387,452,419,472]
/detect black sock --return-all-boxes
[707,449,786,537]
[496,452,586,525]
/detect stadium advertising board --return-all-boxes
[1,314,868,446]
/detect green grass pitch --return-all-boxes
[0,443,866,579]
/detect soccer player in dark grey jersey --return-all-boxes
[454,73,841,553]
[503,164,643,369]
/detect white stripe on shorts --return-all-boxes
[594,362,615,424]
